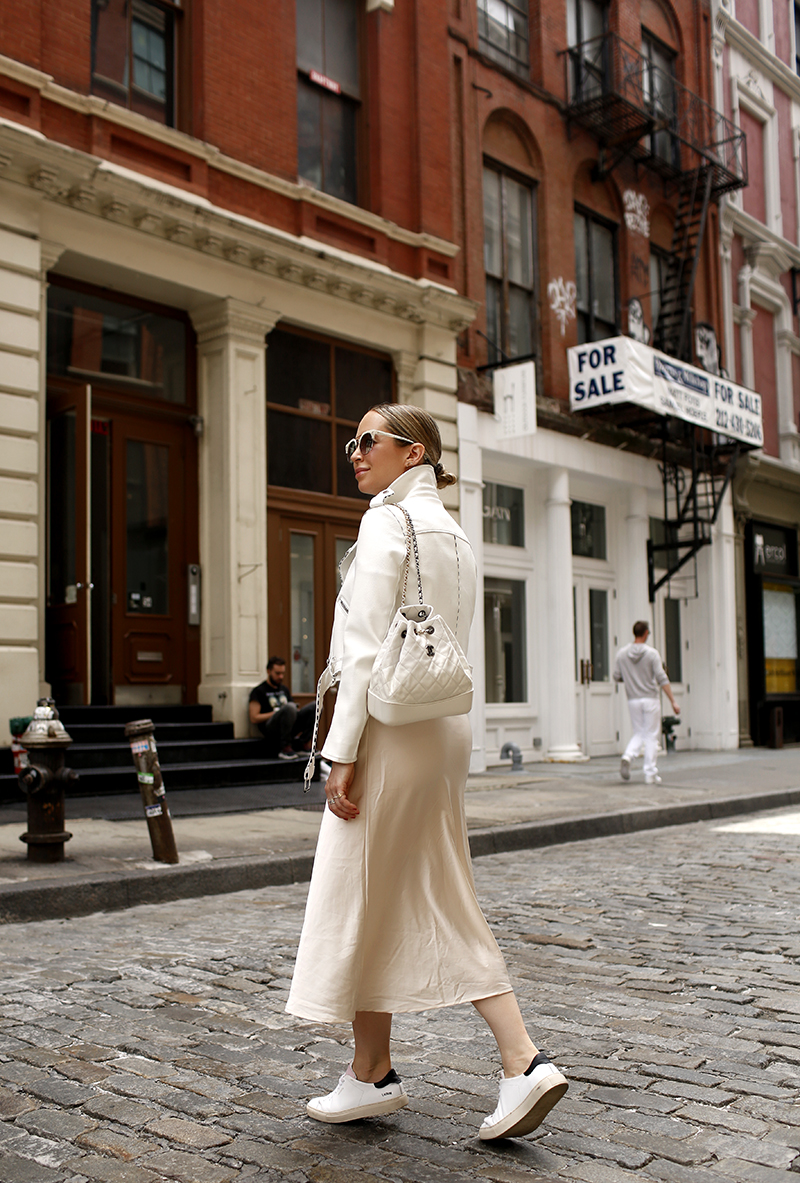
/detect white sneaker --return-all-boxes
[620,757,630,781]
[645,774,662,784]
[307,1065,408,1123]
[480,1053,568,1141]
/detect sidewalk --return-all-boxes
[1,745,798,924]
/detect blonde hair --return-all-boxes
[370,404,457,489]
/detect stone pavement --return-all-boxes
[1,747,800,922]
[1,803,799,1181]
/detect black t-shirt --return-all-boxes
[249,680,293,714]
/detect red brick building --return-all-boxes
[0,0,772,766]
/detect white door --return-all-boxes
[574,575,619,755]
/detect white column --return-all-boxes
[0,220,50,744]
[400,325,462,514]
[457,402,486,772]
[544,467,585,761]
[626,485,651,625]
[190,299,281,737]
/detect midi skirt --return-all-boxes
[285,714,512,1024]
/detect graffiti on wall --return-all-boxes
[547,277,577,336]
[626,297,651,344]
[623,190,650,238]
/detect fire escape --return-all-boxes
[561,32,750,600]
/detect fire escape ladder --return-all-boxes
[652,166,713,361]
[647,427,741,602]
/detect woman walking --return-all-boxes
[286,404,567,1140]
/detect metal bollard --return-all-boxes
[17,699,77,863]
[124,719,179,864]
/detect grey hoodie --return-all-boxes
[612,642,669,700]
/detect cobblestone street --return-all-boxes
[1,809,798,1183]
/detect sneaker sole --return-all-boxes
[479,1073,568,1141]
[307,1092,408,1123]
[620,760,630,781]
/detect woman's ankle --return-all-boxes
[352,1057,392,1084]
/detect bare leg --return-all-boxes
[473,991,538,1077]
[352,1011,393,1083]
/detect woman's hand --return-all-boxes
[325,762,359,820]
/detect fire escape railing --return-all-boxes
[561,32,747,196]
[561,33,750,599]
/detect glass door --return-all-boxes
[574,574,619,755]
[46,385,91,705]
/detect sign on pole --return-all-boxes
[494,360,537,438]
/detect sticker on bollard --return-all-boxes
[124,718,179,865]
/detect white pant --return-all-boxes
[623,698,662,777]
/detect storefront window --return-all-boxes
[664,597,682,683]
[483,482,524,546]
[572,500,606,559]
[47,284,187,404]
[763,582,799,694]
[484,577,526,702]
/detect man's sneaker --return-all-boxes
[278,749,298,760]
[480,1052,568,1141]
[645,773,662,784]
[620,757,630,781]
[307,1065,408,1123]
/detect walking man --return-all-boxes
[613,621,680,785]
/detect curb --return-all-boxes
[1,786,797,926]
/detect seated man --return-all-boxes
[249,657,315,760]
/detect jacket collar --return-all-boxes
[369,464,438,508]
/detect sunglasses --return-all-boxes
[344,429,415,462]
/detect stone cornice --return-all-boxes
[722,204,800,269]
[0,119,478,336]
[735,450,800,496]
[716,11,800,105]
[0,53,459,260]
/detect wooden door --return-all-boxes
[267,505,361,724]
[109,413,190,704]
[45,384,91,705]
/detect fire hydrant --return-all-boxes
[17,698,78,863]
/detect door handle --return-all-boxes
[75,582,95,591]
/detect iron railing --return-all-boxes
[562,32,747,196]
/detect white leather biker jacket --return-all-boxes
[320,465,477,766]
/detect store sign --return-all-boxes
[494,360,536,438]
[568,336,764,448]
[753,524,793,575]
[309,69,341,94]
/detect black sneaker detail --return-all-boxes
[524,1052,551,1075]
[373,1069,401,1089]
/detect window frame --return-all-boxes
[482,158,540,368]
[476,0,530,79]
[295,0,365,206]
[265,325,395,502]
[574,205,620,344]
[90,0,189,131]
[567,0,609,100]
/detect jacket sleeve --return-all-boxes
[321,506,406,764]
[651,649,670,687]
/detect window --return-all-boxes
[483,165,537,366]
[484,577,527,702]
[763,582,799,694]
[574,209,618,343]
[483,483,525,546]
[649,516,679,571]
[572,501,606,560]
[266,327,393,497]
[477,0,529,77]
[649,245,671,340]
[91,0,182,127]
[47,283,188,404]
[567,0,608,100]
[664,597,682,683]
[296,0,360,204]
[642,32,678,167]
